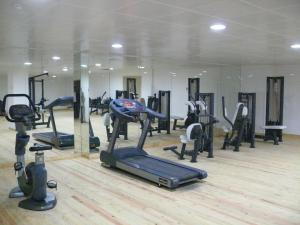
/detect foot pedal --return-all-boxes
[47,180,57,190]
[29,143,52,152]
[14,162,23,173]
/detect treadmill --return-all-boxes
[33,96,100,150]
[100,99,207,189]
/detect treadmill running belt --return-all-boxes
[119,155,206,182]
[35,132,70,138]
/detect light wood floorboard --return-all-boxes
[0,111,299,225]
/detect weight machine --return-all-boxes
[148,91,171,136]
[256,77,286,145]
[238,92,256,148]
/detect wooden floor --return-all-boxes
[0,111,300,225]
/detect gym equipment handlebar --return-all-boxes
[2,94,41,123]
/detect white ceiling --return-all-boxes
[0,0,300,75]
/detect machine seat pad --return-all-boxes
[222,126,230,133]
[29,143,52,152]
[180,135,188,144]
[262,125,287,130]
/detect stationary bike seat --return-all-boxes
[29,143,52,152]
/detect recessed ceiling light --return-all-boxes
[109,67,114,71]
[290,44,300,49]
[95,63,101,67]
[194,75,198,78]
[198,73,203,76]
[144,72,147,74]
[52,56,61,61]
[88,70,92,74]
[210,24,226,31]
[289,73,295,76]
[52,75,57,78]
[43,70,48,73]
[202,70,207,73]
[81,64,87,68]
[24,62,32,66]
[112,43,123,49]
[14,3,22,10]
[170,72,176,75]
[138,66,145,69]
[62,67,68,72]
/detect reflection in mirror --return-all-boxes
[28,72,75,153]
[89,68,111,152]
[88,64,155,152]
[73,52,92,157]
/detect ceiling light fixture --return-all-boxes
[81,64,87,68]
[210,24,226,31]
[52,75,57,78]
[198,73,203,76]
[202,70,207,73]
[52,56,61,61]
[62,67,68,72]
[109,67,114,71]
[290,44,300,49]
[138,66,145,69]
[95,63,101,67]
[24,62,32,66]
[289,73,295,76]
[170,72,176,75]
[144,72,147,74]
[112,43,123,49]
[43,70,48,73]
[15,3,22,10]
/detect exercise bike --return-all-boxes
[2,94,57,211]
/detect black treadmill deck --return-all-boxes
[102,148,207,188]
[33,132,100,151]
[32,132,73,150]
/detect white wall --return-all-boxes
[241,65,300,135]
[1,74,73,105]
[89,72,110,99]
[0,75,8,99]
[44,77,73,103]
[89,69,153,100]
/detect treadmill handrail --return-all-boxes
[44,96,74,109]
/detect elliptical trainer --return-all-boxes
[2,94,57,211]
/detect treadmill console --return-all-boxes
[110,98,166,122]
[114,99,145,111]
